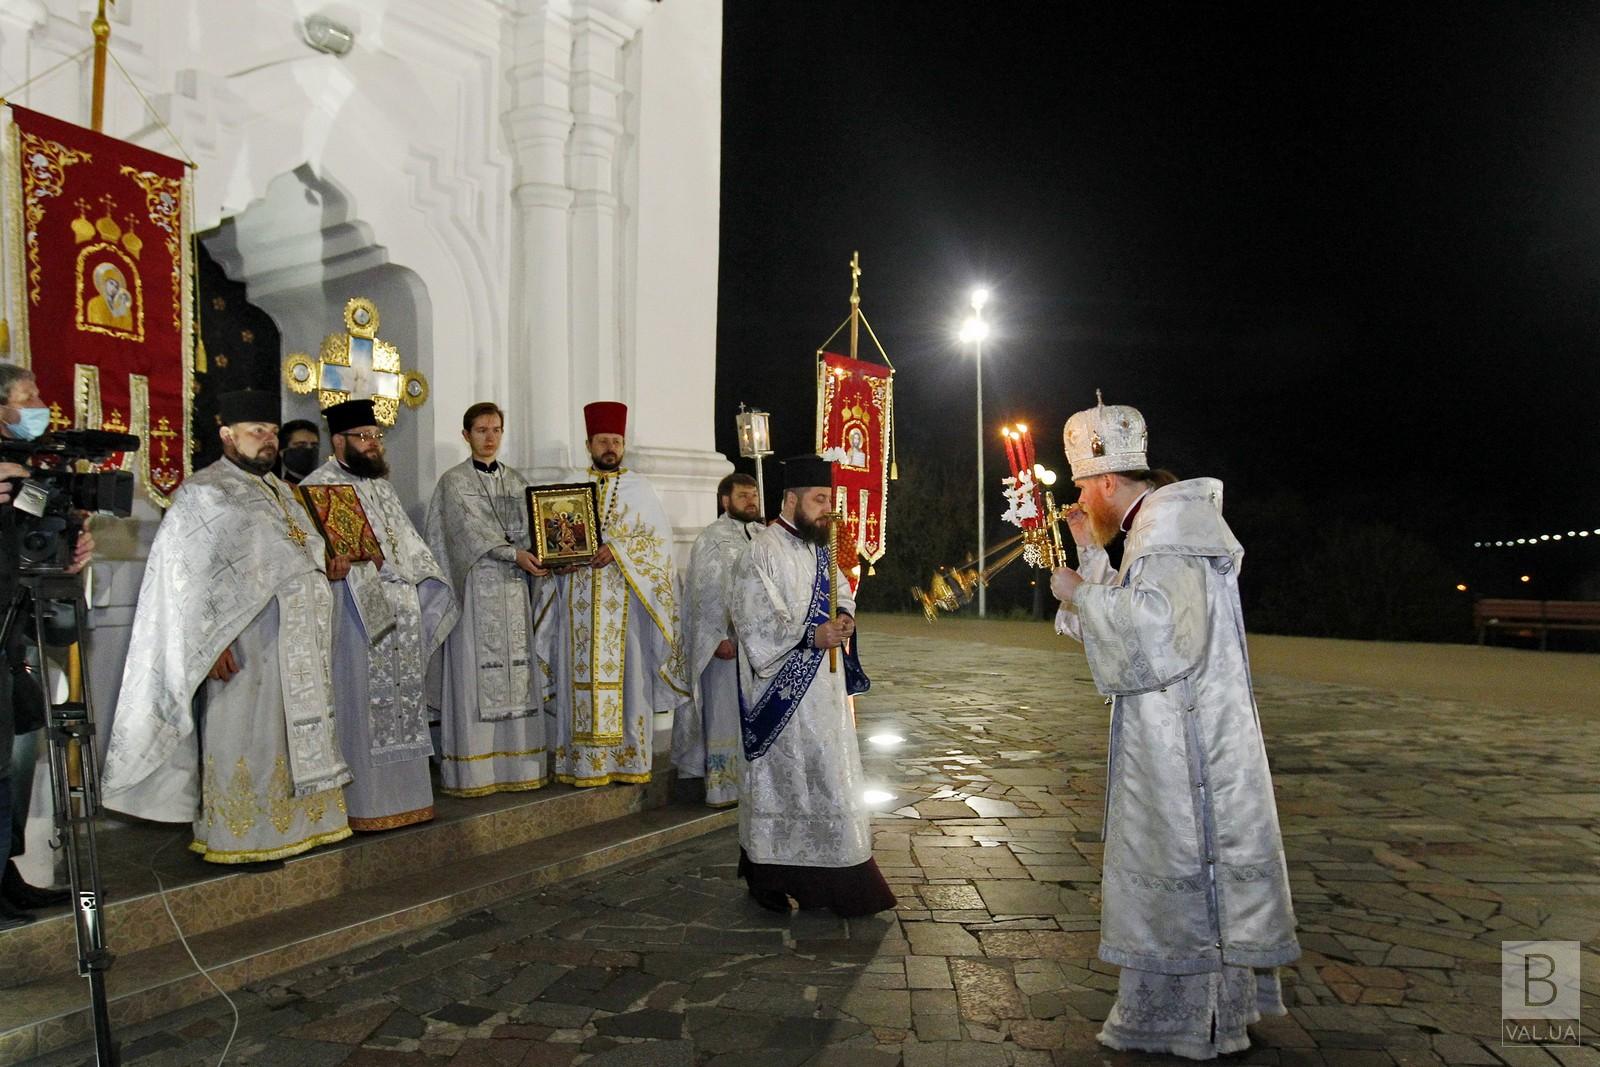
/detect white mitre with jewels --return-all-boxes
[1063,391,1148,479]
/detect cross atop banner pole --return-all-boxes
[814,251,896,590]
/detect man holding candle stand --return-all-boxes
[1048,394,1299,1060]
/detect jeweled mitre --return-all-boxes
[1064,393,1148,479]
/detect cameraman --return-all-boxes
[0,363,91,926]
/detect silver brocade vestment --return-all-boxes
[424,460,555,797]
[1056,478,1300,976]
[301,459,458,766]
[425,460,549,721]
[103,459,350,824]
[731,522,870,868]
[673,512,756,806]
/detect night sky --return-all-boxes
[714,4,1600,601]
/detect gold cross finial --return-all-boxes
[850,251,861,308]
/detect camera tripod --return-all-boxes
[1,572,118,1065]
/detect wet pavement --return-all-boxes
[29,622,1600,1066]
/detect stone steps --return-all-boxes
[0,776,736,1061]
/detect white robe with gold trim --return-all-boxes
[103,459,351,862]
[540,467,689,786]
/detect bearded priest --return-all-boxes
[104,390,352,864]
[1049,394,1299,1061]
[729,455,895,918]
[539,402,690,787]
[304,398,458,831]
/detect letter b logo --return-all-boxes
[1503,941,1579,1021]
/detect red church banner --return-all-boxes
[816,352,893,588]
[1,105,193,505]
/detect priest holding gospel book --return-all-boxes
[424,401,555,797]
[303,398,457,832]
[104,390,353,866]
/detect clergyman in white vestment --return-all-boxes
[304,398,458,832]
[730,455,895,917]
[424,402,554,797]
[537,402,690,787]
[671,471,760,807]
[104,390,352,864]
[1050,395,1300,1061]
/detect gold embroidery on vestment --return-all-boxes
[218,756,259,838]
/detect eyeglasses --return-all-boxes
[339,431,385,442]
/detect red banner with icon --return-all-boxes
[2,104,192,504]
[816,352,893,588]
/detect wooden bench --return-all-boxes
[1474,598,1600,649]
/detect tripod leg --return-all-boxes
[31,578,118,1065]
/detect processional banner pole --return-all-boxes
[90,1,111,131]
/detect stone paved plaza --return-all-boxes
[30,619,1600,1066]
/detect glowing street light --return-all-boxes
[960,286,991,618]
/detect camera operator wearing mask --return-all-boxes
[0,363,93,927]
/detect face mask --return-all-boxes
[5,407,49,441]
[281,446,320,478]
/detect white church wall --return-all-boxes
[2,0,727,524]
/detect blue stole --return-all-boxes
[739,540,831,760]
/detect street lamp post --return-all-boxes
[960,288,991,618]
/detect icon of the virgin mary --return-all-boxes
[86,261,136,334]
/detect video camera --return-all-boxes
[1,429,139,574]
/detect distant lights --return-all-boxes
[1455,583,1468,592]
[1521,575,1532,583]
[1475,527,1600,547]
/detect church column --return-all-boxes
[503,3,575,478]
[565,6,638,451]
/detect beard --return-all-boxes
[344,447,389,479]
[727,500,760,522]
[591,451,621,471]
[1084,500,1121,547]
[226,443,275,476]
[792,509,831,547]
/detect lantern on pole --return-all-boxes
[735,403,773,516]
